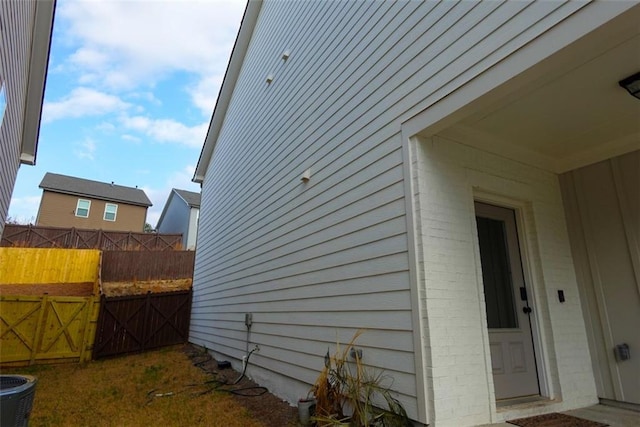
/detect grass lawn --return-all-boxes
[2,346,267,427]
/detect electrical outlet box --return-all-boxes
[615,343,630,361]
[245,313,253,328]
[350,348,363,360]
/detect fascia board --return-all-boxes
[20,0,56,165]
[193,0,263,184]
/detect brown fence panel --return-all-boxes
[1,225,182,251]
[93,290,192,359]
[101,251,195,282]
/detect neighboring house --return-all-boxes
[36,172,152,232]
[191,2,640,426]
[156,188,200,250]
[0,0,56,237]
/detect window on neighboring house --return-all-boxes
[76,199,91,218]
[104,203,118,221]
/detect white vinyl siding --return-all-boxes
[192,0,605,422]
[156,194,191,248]
[0,0,36,235]
[186,208,199,249]
[103,203,117,221]
[0,0,52,236]
[75,199,90,218]
[560,150,640,405]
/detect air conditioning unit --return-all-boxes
[0,375,37,427]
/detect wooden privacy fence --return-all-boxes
[0,295,99,366]
[1,224,182,251]
[93,290,192,359]
[0,248,100,296]
[101,251,196,282]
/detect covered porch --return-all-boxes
[405,3,639,425]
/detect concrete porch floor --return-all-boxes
[480,404,640,427]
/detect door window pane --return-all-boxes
[476,216,518,329]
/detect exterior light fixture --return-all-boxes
[618,71,640,100]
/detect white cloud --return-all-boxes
[128,91,162,106]
[120,115,208,147]
[142,165,200,227]
[121,134,141,143]
[8,196,41,225]
[96,121,116,132]
[43,87,131,122]
[58,0,246,115]
[188,73,225,115]
[74,138,97,160]
[68,47,109,70]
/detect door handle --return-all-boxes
[523,307,532,314]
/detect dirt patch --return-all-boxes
[101,279,192,297]
[184,345,300,427]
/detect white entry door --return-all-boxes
[475,202,540,400]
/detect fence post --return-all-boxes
[92,294,107,360]
[78,296,98,363]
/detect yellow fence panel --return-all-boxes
[0,295,99,366]
[0,297,42,361]
[0,248,100,285]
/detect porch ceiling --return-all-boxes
[439,7,640,173]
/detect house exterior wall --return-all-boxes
[411,136,598,426]
[0,0,36,236]
[193,1,629,424]
[186,208,198,250]
[156,194,191,248]
[36,191,147,232]
[560,150,640,405]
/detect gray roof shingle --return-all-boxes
[39,172,152,207]
[174,189,200,208]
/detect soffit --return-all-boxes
[439,7,640,172]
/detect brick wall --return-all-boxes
[412,135,598,426]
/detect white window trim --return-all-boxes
[76,199,91,218]
[103,203,118,222]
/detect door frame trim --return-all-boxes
[474,191,551,400]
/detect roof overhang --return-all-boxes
[193,0,262,184]
[404,1,640,173]
[20,0,56,166]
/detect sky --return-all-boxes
[8,0,247,227]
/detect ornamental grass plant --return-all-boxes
[310,331,412,427]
